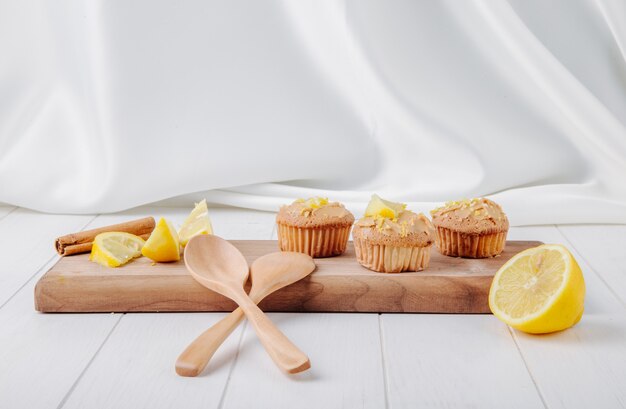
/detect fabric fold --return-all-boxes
[0,0,625,224]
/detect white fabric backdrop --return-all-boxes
[1,0,626,225]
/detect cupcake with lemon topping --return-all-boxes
[430,198,508,258]
[353,194,434,273]
[276,197,354,258]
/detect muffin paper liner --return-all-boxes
[435,227,507,258]
[353,238,431,273]
[277,224,351,258]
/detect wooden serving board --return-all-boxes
[35,240,540,313]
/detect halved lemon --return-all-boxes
[489,244,585,334]
[141,217,180,262]
[178,199,213,247]
[364,194,406,219]
[89,232,145,268]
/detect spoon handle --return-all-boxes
[175,307,245,377]
[236,294,310,374]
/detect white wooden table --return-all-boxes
[0,205,625,409]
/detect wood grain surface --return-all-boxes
[34,240,541,313]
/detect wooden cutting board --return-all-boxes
[34,240,540,313]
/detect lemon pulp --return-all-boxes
[89,232,145,268]
[141,217,180,262]
[178,199,213,247]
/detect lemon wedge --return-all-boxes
[489,244,585,334]
[89,232,145,268]
[178,199,214,247]
[364,194,406,219]
[141,217,180,262]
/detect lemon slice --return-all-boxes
[89,232,145,268]
[489,244,585,334]
[364,194,407,219]
[141,217,181,262]
[178,199,214,247]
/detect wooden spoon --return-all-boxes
[176,250,315,377]
[183,235,312,374]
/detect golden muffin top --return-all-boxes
[430,198,508,234]
[352,195,434,246]
[276,197,354,228]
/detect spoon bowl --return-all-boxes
[184,234,249,297]
[250,251,316,300]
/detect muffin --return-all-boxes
[276,197,354,257]
[430,198,508,258]
[353,194,434,273]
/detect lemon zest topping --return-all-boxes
[296,197,330,216]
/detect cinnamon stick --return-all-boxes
[55,217,156,256]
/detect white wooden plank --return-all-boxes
[91,206,188,227]
[0,209,94,306]
[382,314,544,408]
[60,313,244,409]
[222,313,386,409]
[209,208,276,240]
[506,226,626,409]
[78,205,268,232]
[512,315,626,409]
[0,205,16,221]
[0,210,124,409]
[557,225,626,307]
[109,206,276,240]
[0,258,120,409]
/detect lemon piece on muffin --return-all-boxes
[364,194,406,219]
[489,244,585,334]
[179,199,213,247]
[89,232,145,268]
[141,217,181,262]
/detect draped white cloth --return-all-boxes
[1,0,626,225]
